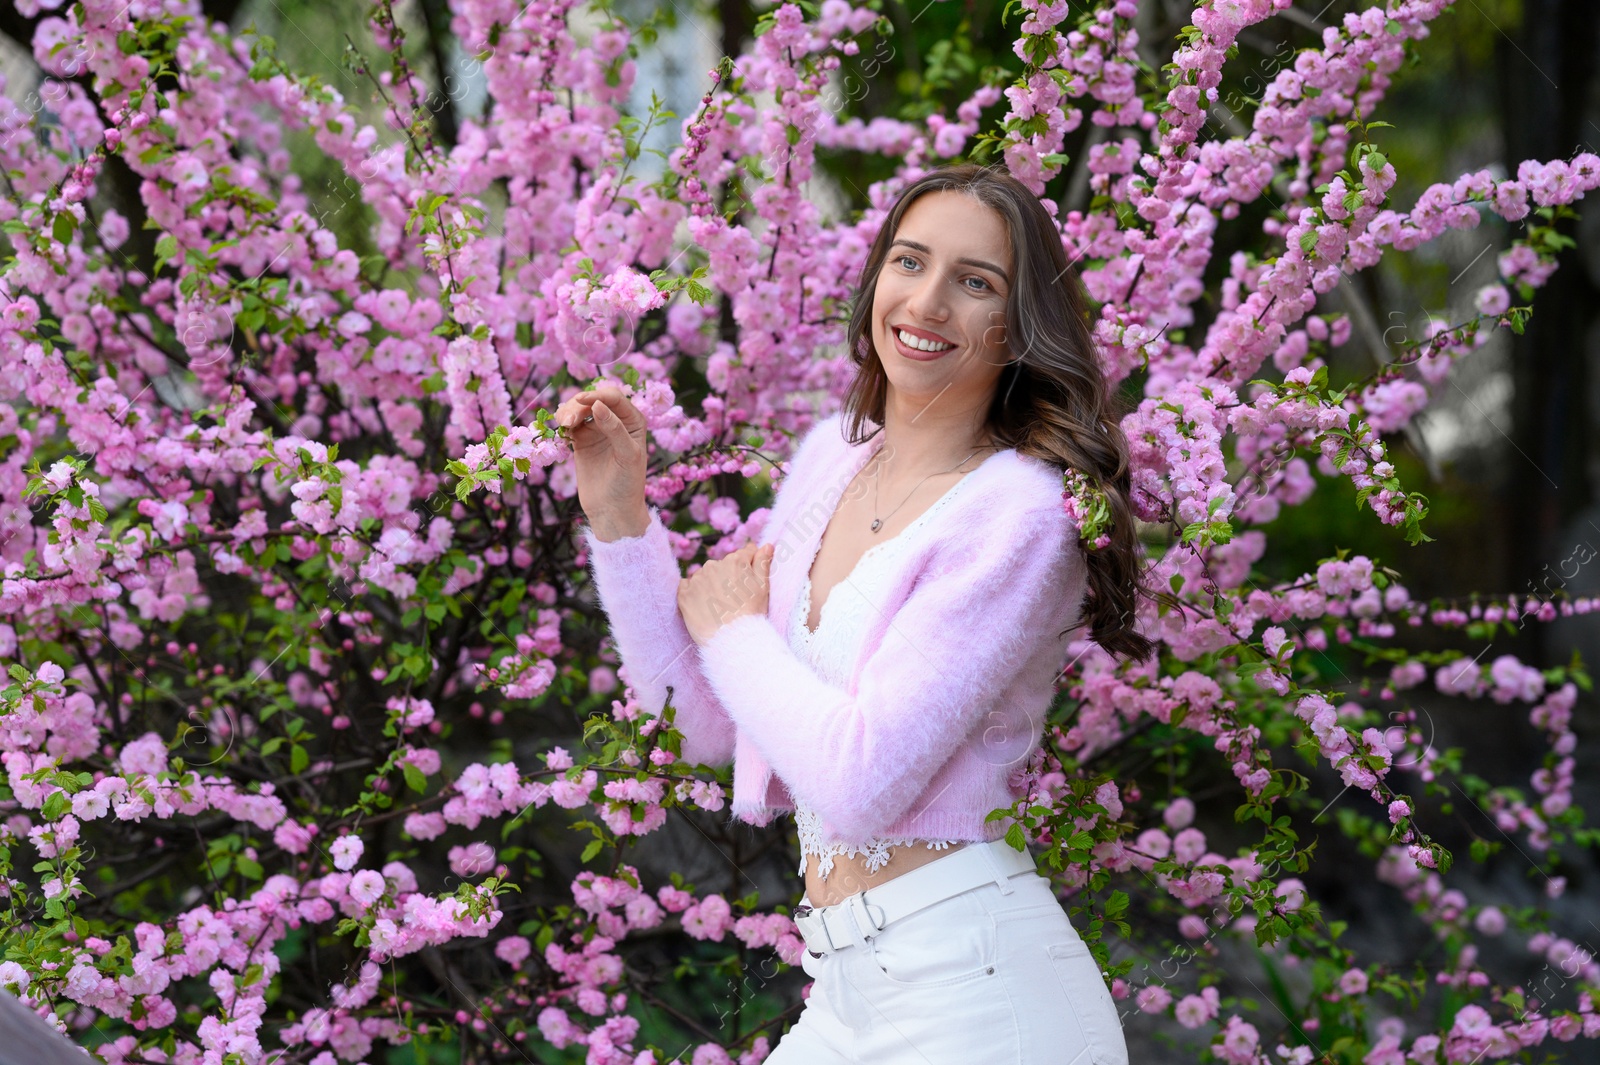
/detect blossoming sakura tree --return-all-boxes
[1,0,1598,1062]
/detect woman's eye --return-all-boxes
[897,256,991,292]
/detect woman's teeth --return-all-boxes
[895,328,954,352]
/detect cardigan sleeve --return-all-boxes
[694,495,1085,843]
[581,411,845,769]
[583,507,737,767]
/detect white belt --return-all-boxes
[791,836,1037,957]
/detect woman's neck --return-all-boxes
[874,407,1001,479]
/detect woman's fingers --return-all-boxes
[682,545,769,594]
[678,548,771,641]
[556,395,586,429]
[571,386,649,429]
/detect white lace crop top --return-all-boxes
[787,469,978,881]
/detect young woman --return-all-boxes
[559,163,1152,1064]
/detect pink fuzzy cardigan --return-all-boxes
[581,412,1089,848]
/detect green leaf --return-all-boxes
[290,744,309,775]
[580,838,604,863]
[42,791,70,821]
[1003,823,1026,851]
[403,763,427,793]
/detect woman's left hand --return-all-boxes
[679,542,775,647]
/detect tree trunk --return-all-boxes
[719,0,754,62]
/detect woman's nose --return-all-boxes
[905,269,952,319]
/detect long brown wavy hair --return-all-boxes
[839,163,1156,663]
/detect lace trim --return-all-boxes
[794,800,962,880]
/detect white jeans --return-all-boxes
[767,864,1130,1064]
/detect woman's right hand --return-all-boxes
[554,384,651,542]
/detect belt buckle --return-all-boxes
[792,904,826,958]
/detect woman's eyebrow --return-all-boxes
[889,238,1010,285]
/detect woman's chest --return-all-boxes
[788,538,916,686]
[779,474,983,679]
[798,463,973,632]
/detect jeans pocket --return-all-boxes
[867,890,997,988]
[1046,938,1129,1065]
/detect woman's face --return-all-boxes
[871,189,1014,418]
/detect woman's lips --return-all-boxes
[889,326,957,361]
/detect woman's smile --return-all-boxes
[889,322,960,361]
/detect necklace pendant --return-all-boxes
[870,518,882,533]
